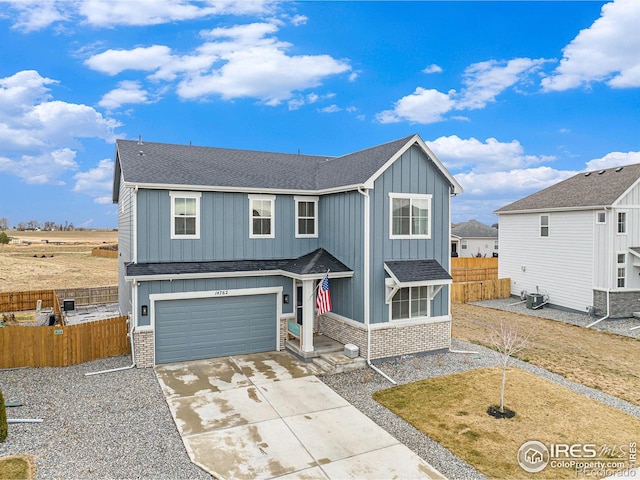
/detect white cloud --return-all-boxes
[0,70,120,185]
[428,135,554,172]
[422,64,443,74]
[291,14,307,26]
[376,87,455,124]
[585,151,640,170]
[542,0,640,91]
[0,148,78,184]
[92,22,351,105]
[454,166,576,196]
[98,81,152,109]
[85,45,173,75]
[319,104,340,113]
[456,57,548,110]
[73,158,114,202]
[3,0,69,32]
[2,0,278,30]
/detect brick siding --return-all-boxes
[594,289,640,318]
[319,315,450,360]
[134,329,154,368]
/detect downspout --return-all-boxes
[588,206,612,328]
[358,186,396,385]
[85,320,136,376]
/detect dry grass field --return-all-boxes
[452,303,640,406]
[0,230,118,292]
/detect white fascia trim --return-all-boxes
[496,205,610,215]
[122,181,366,196]
[362,135,463,194]
[611,177,640,207]
[628,248,640,260]
[125,269,354,283]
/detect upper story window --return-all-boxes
[618,212,627,234]
[540,214,549,237]
[295,196,318,238]
[170,191,201,239]
[389,193,431,239]
[249,194,275,238]
[596,211,606,224]
[494,240,499,250]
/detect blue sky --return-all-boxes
[1,0,639,229]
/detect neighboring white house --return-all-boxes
[495,163,640,317]
[451,219,498,257]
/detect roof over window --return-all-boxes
[126,248,352,281]
[384,260,452,287]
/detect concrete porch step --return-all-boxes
[311,351,366,376]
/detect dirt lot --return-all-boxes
[0,230,118,291]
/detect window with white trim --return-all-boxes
[618,212,627,234]
[494,240,499,250]
[170,191,200,239]
[617,253,626,288]
[294,196,318,238]
[461,240,468,250]
[596,211,606,224]
[389,193,431,239]
[391,286,429,320]
[249,195,275,238]
[540,214,549,237]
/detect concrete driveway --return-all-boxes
[155,351,444,480]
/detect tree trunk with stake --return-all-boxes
[491,320,533,414]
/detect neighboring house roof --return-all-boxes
[451,219,498,239]
[126,248,352,280]
[495,163,640,214]
[113,134,462,201]
[384,260,452,286]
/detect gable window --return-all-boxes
[170,191,200,239]
[461,240,468,250]
[540,215,549,237]
[597,211,606,224]
[391,286,429,320]
[618,212,627,234]
[617,253,626,288]
[249,194,275,238]
[389,193,431,239]
[294,196,318,238]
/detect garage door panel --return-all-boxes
[155,293,277,364]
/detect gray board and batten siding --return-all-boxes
[117,179,133,316]
[369,144,452,323]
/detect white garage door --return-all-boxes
[154,293,277,364]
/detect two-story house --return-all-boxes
[113,134,463,367]
[451,219,499,257]
[496,163,640,318]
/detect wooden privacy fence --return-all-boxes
[451,257,498,283]
[56,285,119,307]
[1,286,118,313]
[451,278,511,303]
[0,315,130,368]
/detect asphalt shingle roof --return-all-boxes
[384,260,452,283]
[115,135,415,193]
[496,163,640,213]
[451,219,498,238]
[126,248,352,278]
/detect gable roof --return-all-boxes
[113,134,462,201]
[451,219,498,239]
[496,163,640,214]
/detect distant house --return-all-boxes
[451,220,498,257]
[495,163,640,317]
[112,134,463,367]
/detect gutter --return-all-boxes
[358,186,396,385]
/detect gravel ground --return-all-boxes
[472,297,640,339]
[0,356,211,479]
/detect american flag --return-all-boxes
[316,273,332,315]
